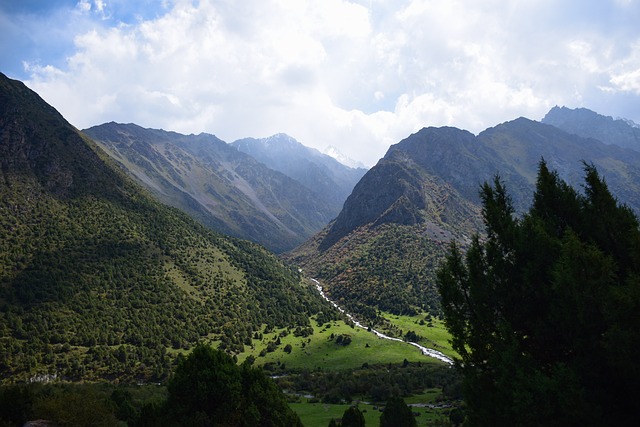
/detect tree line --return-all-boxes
[0,344,301,426]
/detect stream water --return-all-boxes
[311,279,453,365]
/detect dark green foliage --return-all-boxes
[404,331,419,342]
[380,396,416,427]
[0,384,36,425]
[32,387,119,426]
[290,223,454,322]
[340,406,365,427]
[0,72,328,382]
[111,388,138,422]
[437,160,640,426]
[448,407,465,426]
[273,363,461,405]
[0,383,156,427]
[334,334,352,346]
[164,344,302,426]
[166,345,242,425]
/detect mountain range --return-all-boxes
[232,133,366,215]
[288,111,640,319]
[542,105,640,151]
[0,72,329,382]
[83,124,364,253]
[4,66,640,384]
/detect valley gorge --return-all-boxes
[3,70,640,426]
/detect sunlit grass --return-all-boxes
[379,312,458,359]
[237,319,448,371]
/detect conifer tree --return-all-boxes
[341,406,365,427]
[165,344,302,426]
[380,396,416,427]
[437,160,640,426]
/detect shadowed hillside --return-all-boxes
[0,73,329,383]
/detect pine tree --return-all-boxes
[165,344,302,426]
[380,396,416,427]
[341,406,365,427]
[437,160,640,426]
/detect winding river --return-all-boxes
[311,279,453,365]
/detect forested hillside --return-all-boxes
[289,118,640,322]
[0,72,331,383]
[288,152,483,320]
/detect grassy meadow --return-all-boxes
[379,312,458,359]
[290,398,451,427]
[236,312,455,371]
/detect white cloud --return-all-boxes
[22,0,640,166]
[608,41,640,94]
[610,69,640,94]
[76,1,92,13]
[76,0,110,19]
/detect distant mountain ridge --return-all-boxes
[542,106,640,151]
[83,124,339,253]
[232,134,366,216]
[289,112,640,319]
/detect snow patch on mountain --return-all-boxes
[323,146,367,169]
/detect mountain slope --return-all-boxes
[83,124,336,253]
[0,73,328,383]
[288,118,640,320]
[542,106,640,151]
[479,117,640,209]
[288,128,487,318]
[231,134,367,216]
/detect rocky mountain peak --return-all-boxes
[542,106,640,151]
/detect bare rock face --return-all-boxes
[84,123,338,253]
[319,117,640,253]
[232,134,367,211]
[0,73,129,201]
[542,106,640,152]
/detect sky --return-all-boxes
[1,0,639,167]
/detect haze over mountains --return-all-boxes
[232,134,366,214]
[542,105,640,151]
[322,145,368,170]
[83,124,365,253]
